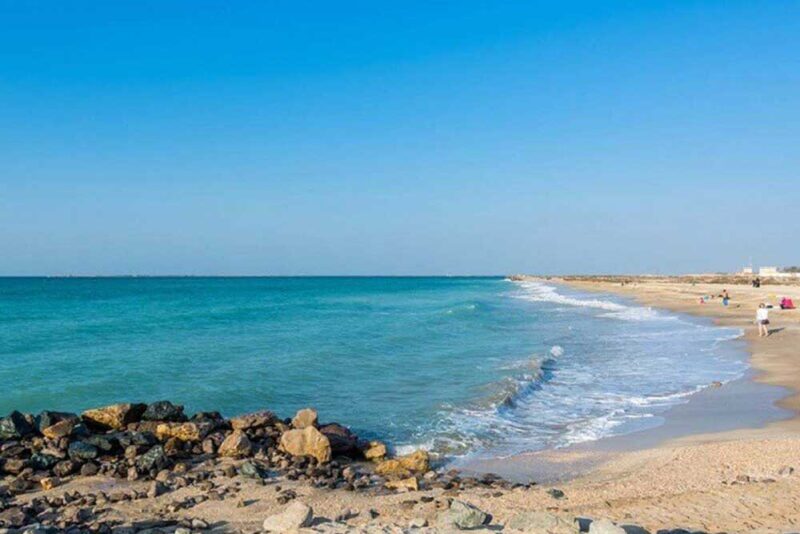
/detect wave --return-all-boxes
[512,280,667,322]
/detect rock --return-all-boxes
[81,403,146,430]
[39,477,59,491]
[589,519,627,534]
[85,434,115,452]
[142,401,185,422]
[385,477,419,491]
[363,440,387,461]
[375,450,430,478]
[136,445,168,472]
[506,512,576,533]
[191,518,210,529]
[230,410,277,430]
[779,465,794,477]
[218,429,252,458]
[2,458,27,474]
[0,507,27,528]
[67,441,99,462]
[292,408,318,429]
[437,499,490,530]
[262,501,314,532]
[147,480,166,498]
[238,461,262,479]
[548,488,566,499]
[155,422,210,442]
[319,423,359,456]
[280,426,332,464]
[117,430,158,448]
[29,453,60,470]
[0,411,34,439]
[41,419,76,440]
[53,460,78,477]
[80,462,99,476]
[409,517,428,528]
[36,411,79,433]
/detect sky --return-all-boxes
[1,1,798,276]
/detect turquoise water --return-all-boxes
[0,277,746,459]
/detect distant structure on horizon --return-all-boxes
[739,266,800,278]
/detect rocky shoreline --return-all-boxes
[0,402,715,533]
[0,402,522,533]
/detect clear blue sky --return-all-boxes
[1,1,798,275]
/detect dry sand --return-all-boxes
[17,278,800,533]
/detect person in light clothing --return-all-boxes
[756,303,770,337]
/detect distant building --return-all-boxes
[740,267,753,275]
[759,266,800,278]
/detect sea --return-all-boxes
[0,276,748,461]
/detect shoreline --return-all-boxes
[458,277,796,483]
[3,276,800,532]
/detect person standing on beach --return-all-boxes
[756,303,770,337]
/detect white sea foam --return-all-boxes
[513,281,667,322]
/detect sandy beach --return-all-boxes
[5,276,800,533]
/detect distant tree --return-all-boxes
[781,266,800,273]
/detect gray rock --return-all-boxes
[136,445,168,472]
[409,517,428,528]
[67,441,99,462]
[142,400,185,422]
[0,411,34,439]
[589,519,626,534]
[436,499,490,529]
[506,511,577,533]
[262,501,313,532]
[238,460,261,479]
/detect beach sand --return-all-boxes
[11,278,800,532]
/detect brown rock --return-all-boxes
[375,450,430,478]
[155,422,210,442]
[82,403,146,430]
[40,477,59,491]
[386,477,419,491]
[363,440,387,461]
[279,426,332,464]
[42,419,76,440]
[291,408,318,429]
[218,429,253,458]
[230,411,277,430]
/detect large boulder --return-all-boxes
[0,411,34,439]
[142,401,185,422]
[375,450,430,478]
[279,426,332,464]
[82,403,146,430]
[155,422,210,442]
[217,429,252,458]
[506,512,577,533]
[292,408,318,429]
[436,500,490,530]
[262,501,313,532]
[319,423,359,457]
[230,410,277,430]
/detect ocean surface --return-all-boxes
[0,277,747,460]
